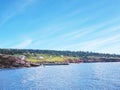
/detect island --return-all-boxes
[0,49,120,68]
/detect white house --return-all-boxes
[37,56,44,60]
[19,55,26,60]
[61,55,64,58]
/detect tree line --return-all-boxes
[0,48,120,58]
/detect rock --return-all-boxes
[30,63,40,67]
[0,54,31,68]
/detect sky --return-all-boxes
[0,0,120,54]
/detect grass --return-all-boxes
[26,54,69,63]
[14,53,78,63]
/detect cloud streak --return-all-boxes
[0,0,36,27]
[55,32,120,53]
[0,0,120,54]
[13,39,33,49]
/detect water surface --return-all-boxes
[0,62,120,90]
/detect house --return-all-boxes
[19,55,26,60]
[61,55,64,58]
[37,56,44,60]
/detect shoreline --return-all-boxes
[0,54,120,68]
[1,61,120,69]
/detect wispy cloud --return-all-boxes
[17,0,36,12]
[12,39,32,49]
[70,18,120,39]
[43,18,120,45]
[56,33,120,52]
[0,0,120,54]
[0,0,36,27]
[97,45,120,54]
[0,12,15,27]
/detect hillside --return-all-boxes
[0,48,120,68]
[0,48,120,58]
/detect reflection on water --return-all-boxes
[0,62,120,90]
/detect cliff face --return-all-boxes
[0,55,30,68]
[81,58,120,63]
[67,58,120,63]
[0,54,120,68]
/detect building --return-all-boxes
[19,55,26,60]
[37,56,44,60]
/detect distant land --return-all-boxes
[0,48,120,68]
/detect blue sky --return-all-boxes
[0,0,120,54]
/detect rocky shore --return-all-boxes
[0,55,69,68]
[0,55,36,68]
[0,54,120,68]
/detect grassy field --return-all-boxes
[26,54,70,63]
[13,53,79,63]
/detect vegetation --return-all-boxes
[0,48,120,64]
[0,48,120,58]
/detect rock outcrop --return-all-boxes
[0,55,31,68]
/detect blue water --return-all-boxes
[0,62,120,90]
